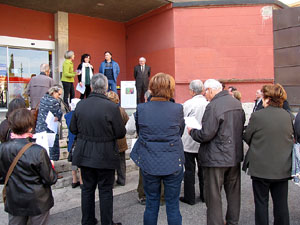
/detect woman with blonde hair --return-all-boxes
[243,83,294,225]
[131,73,185,225]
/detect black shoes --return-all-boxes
[179,197,195,205]
[72,181,80,188]
[113,222,122,225]
[138,197,146,205]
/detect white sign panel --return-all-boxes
[121,81,137,108]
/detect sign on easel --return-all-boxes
[120,81,137,108]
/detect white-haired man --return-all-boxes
[134,57,151,104]
[180,80,208,205]
[26,63,54,108]
[188,79,245,225]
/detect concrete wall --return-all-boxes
[68,14,126,97]
[173,5,274,103]
[0,4,54,41]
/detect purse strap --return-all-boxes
[3,142,33,187]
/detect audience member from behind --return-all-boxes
[0,108,57,225]
[180,80,208,205]
[131,73,185,225]
[35,85,63,161]
[64,98,82,188]
[228,86,237,96]
[107,91,129,186]
[188,79,245,225]
[253,89,263,112]
[70,73,126,225]
[243,84,294,225]
[0,97,26,143]
[26,63,54,109]
[233,90,242,101]
[77,54,94,99]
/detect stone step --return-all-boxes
[59,148,69,160]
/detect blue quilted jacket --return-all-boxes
[130,99,185,176]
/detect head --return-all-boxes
[64,50,75,60]
[81,54,91,63]
[203,79,223,101]
[48,84,63,99]
[139,57,146,66]
[149,73,175,99]
[107,91,120,104]
[228,86,237,96]
[232,91,242,101]
[91,73,108,94]
[8,108,35,134]
[189,80,204,96]
[104,51,112,61]
[40,63,50,76]
[261,84,287,108]
[255,89,262,100]
[6,97,26,118]
[144,90,151,102]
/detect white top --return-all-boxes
[182,95,208,153]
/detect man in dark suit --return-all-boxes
[253,89,263,112]
[134,57,151,104]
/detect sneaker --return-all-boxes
[138,197,146,205]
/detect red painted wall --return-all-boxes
[68,14,126,97]
[173,6,274,103]
[125,5,175,84]
[0,4,54,41]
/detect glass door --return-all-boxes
[7,48,52,106]
[0,47,8,108]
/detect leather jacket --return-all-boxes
[0,138,57,216]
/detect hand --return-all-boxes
[79,82,83,87]
[187,127,192,134]
[54,117,59,122]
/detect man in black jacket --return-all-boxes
[188,79,245,225]
[70,73,126,225]
[134,57,151,104]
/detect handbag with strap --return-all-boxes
[2,142,33,203]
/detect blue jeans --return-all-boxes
[142,168,183,225]
[108,79,117,93]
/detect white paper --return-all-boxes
[47,133,56,147]
[184,117,202,130]
[33,132,49,155]
[76,83,86,94]
[46,111,58,133]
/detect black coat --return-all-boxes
[0,138,57,216]
[243,106,294,179]
[70,92,126,169]
[190,91,245,167]
[134,64,151,87]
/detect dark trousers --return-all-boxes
[136,80,148,104]
[183,152,204,203]
[62,81,75,106]
[80,167,115,225]
[252,177,289,225]
[116,152,126,185]
[107,80,117,93]
[9,211,49,225]
[80,85,91,99]
[203,164,241,225]
[142,168,183,225]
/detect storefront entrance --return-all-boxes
[0,46,53,108]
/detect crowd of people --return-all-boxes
[0,49,299,225]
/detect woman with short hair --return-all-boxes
[243,83,294,225]
[61,50,78,106]
[0,108,57,225]
[35,85,63,161]
[131,73,185,225]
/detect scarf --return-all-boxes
[81,63,93,85]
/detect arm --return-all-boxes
[38,148,58,185]
[69,110,78,135]
[179,105,185,136]
[51,100,63,121]
[62,62,76,78]
[99,62,103,73]
[190,104,219,143]
[49,78,54,87]
[148,66,151,77]
[114,62,120,78]
[77,64,82,82]
[243,113,257,145]
[134,66,137,80]
[111,106,126,139]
